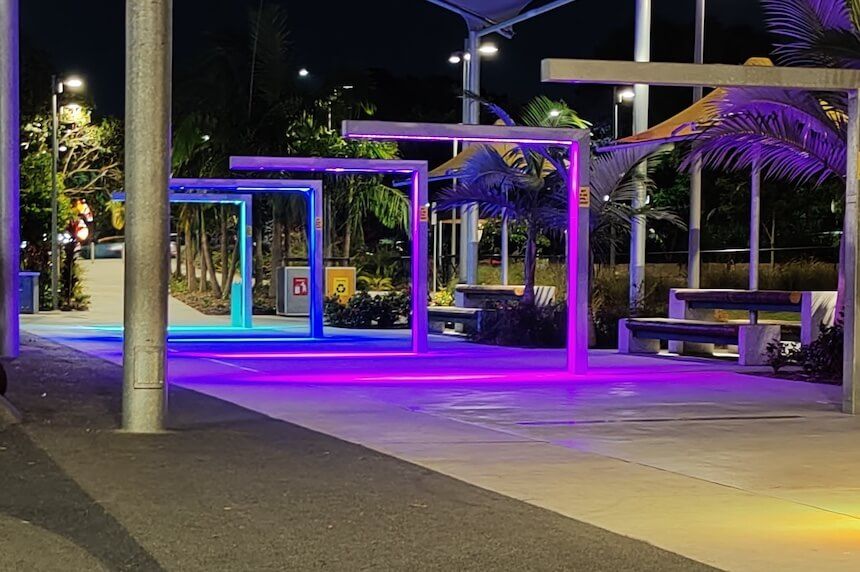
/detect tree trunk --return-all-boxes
[184,218,197,292]
[200,211,222,298]
[269,215,283,297]
[522,223,538,306]
[174,221,183,280]
[222,239,239,299]
[343,218,352,263]
[324,195,333,260]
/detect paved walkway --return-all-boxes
[17,259,860,570]
[3,335,714,571]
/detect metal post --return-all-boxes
[501,208,509,285]
[458,57,470,283]
[688,0,706,289]
[431,202,438,292]
[122,0,172,433]
[240,197,253,328]
[464,31,481,285]
[309,184,324,339]
[843,89,860,414]
[567,140,590,374]
[51,78,59,310]
[749,159,761,290]
[0,0,20,361]
[630,0,651,309]
[412,166,430,353]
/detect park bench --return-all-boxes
[618,317,783,366]
[428,284,557,334]
[618,288,836,365]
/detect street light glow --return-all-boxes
[64,77,84,89]
[618,87,635,101]
[298,68,310,78]
[479,43,499,56]
[548,109,561,118]
[448,54,462,64]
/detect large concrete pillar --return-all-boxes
[122,0,172,432]
[0,0,20,362]
[630,0,651,309]
[843,89,860,414]
[687,0,706,289]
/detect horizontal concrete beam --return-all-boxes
[230,156,426,174]
[542,59,860,91]
[342,120,588,145]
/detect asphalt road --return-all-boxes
[1,334,717,571]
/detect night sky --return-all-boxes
[22,1,770,127]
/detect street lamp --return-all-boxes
[298,68,310,78]
[612,86,635,139]
[50,74,85,310]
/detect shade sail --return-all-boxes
[608,57,774,149]
[433,0,535,29]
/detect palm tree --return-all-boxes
[686,0,859,310]
[436,96,681,305]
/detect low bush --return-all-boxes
[766,320,843,383]
[472,301,567,348]
[324,291,411,329]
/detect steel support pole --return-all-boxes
[0,0,20,361]
[749,159,761,291]
[122,0,172,433]
[51,83,59,310]
[240,197,253,328]
[630,0,651,309]
[567,140,590,374]
[687,0,705,289]
[309,185,324,339]
[458,58,470,283]
[843,90,860,414]
[412,166,430,353]
[464,31,480,285]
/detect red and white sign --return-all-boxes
[293,277,308,296]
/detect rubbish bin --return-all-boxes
[19,271,40,314]
[277,266,311,316]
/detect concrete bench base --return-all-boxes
[619,318,780,366]
[429,307,483,334]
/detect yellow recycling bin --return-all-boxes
[326,267,356,304]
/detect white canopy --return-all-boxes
[431,0,535,29]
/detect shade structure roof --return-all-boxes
[433,0,535,29]
[609,57,774,149]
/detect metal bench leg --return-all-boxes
[618,319,659,354]
[738,324,781,366]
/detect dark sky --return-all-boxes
[21,0,770,126]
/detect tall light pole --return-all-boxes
[611,86,634,270]
[123,0,172,433]
[0,0,20,369]
[630,0,651,309]
[50,75,84,311]
[688,0,706,289]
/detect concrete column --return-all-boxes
[750,159,761,290]
[630,0,651,309]
[687,0,705,289]
[122,0,172,433]
[240,197,253,328]
[0,0,19,360]
[843,89,860,414]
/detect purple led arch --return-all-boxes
[229,156,430,354]
[339,120,591,375]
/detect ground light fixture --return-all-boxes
[338,120,591,375]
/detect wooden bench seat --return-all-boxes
[620,317,782,366]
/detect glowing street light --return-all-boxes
[50,73,86,310]
[478,42,499,55]
[548,109,562,118]
[298,68,310,78]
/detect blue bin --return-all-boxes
[19,271,40,314]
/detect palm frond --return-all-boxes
[519,95,590,129]
[686,108,846,185]
[763,0,860,68]
[459,145,544,193]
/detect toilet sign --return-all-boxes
[293,277,308,296]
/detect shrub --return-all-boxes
[430,289,454,307]
[765,321,843,383]
[472,301,567,348]
[324,291,411,329]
